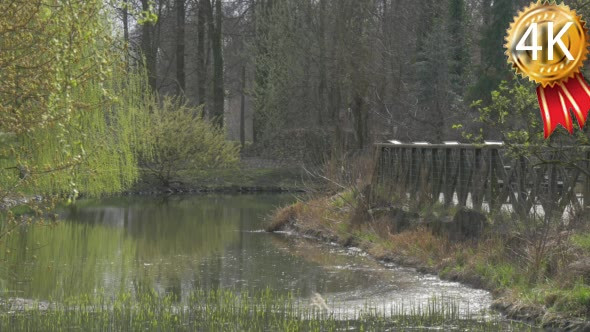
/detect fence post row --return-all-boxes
[371,143,589,219]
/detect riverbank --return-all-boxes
[128,159,307,195]
[267,193,590,330]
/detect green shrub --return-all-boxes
[139,97,239,187]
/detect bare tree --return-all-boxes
[176,0,186,94]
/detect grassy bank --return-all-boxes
[267,193,590,330]
[0,288,528,331]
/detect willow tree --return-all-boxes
[0,0,152,239]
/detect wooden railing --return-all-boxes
[371,143,590,219]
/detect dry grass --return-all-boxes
[268,194,590,323]
[386,228,451,262]
[265,203,300,232]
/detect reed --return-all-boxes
[0,288,529,331]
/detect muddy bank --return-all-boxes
[123,185,305,196]
[267,201,590,331]
[127,165,307,196]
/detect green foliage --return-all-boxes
[2,69,151,197]
[139,97,239,187]
[0,0,153,241]
[0,73,151,199]
[551,279,590,313]
[571,281,590,309]
[0,0,150,199]
[0,0,114,134]
[571,233,590,252]
[466,80,540,144]
[136,1,159,25]
[467,69,590,147]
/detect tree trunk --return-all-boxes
[240,66,246,148]
[330,0,344,158]
[253,0,272,143]
[175,0,186,95]
[351,0,369,150]
[213,0,225,127]
[140,0,157,91]
[123,0,129,70]
[196,0,207,106]
[317,0,326,127]
[352,94,368,150]
[206,0,224,127]
[330,84,343,159]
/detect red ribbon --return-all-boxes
[536,73,590,138]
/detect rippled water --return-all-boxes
[1,194,494,319]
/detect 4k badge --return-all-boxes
[505,2,590,138]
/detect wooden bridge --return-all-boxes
[370,142,590,220]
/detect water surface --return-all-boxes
[1,194,493,317]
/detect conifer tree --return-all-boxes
[470,0,514,103]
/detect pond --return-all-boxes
[0,194,525,329]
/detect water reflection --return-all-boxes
[1,194,492,317]
[2,195,284,299]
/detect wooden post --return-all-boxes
[443,148,452,206]
[389,147,396,198]
[369,145,383,205]
[432,148,440,204]
[369,143,590,221]
[409,148,420,199]
[458,148,467,207]
[399,148,408,197]
[472,148,483,210]
[489,148,498,213]
[516,155,527,218]
[418,148,427,203]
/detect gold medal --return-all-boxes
[505,2,589,87]
[505,2,590,138]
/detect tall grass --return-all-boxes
[0,288,529,331]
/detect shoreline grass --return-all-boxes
[0,288,529,331]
